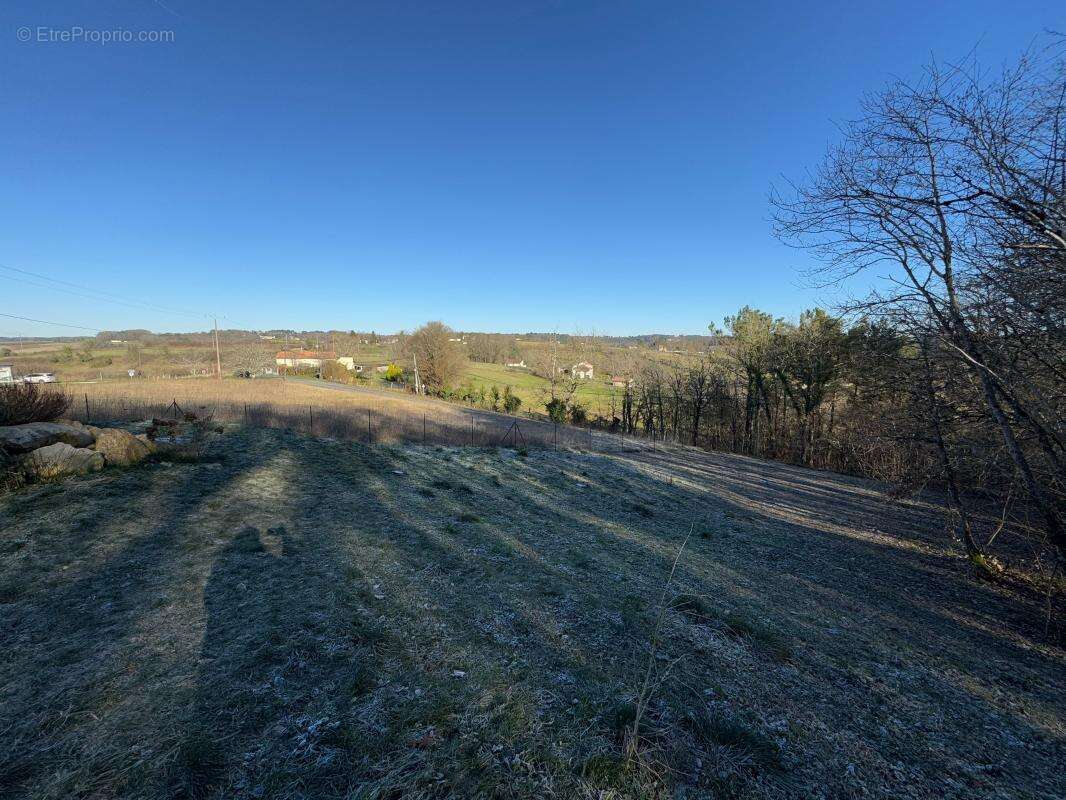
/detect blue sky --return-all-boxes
[0,1,1060,337]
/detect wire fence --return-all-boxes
[73,392,675,455]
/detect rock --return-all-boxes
[27,442,104,479]
[0,422,95,454]
[134,433,157,451]
[91,428,153,467]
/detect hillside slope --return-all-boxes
[1,428,1062,799]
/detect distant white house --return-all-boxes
[506,359,527,368]
[0,364,13,384]
[275,350,337,369]
[572,361,594,380]
[335,357,364,373]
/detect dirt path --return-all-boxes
[1,427,1062,799]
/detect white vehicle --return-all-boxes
[22,372,58,384]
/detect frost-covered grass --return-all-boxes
[1,427,1062,799]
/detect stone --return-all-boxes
[92,428,154,467]
[26,442,104,479]
[0,422,95,454]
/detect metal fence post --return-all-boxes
[84,393,90,422]
[367,409,372,443]
[423,412,427,444]
[308,405,313,435]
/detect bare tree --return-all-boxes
[228,342,274,376]
[405,321,467,395]
[773,41,1065,561]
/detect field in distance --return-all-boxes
[0,336,691,419]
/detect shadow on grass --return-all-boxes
[0,427,1063,800]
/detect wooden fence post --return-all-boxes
[84,393,90,422]
[367,409,372,443]
[309,405,313,435]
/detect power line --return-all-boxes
[0,262,207,320]
[0,312,100,332]
[0,272,210,319]
[0,261,264,333]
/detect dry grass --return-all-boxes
[73,378,613,451]
[1,426,1063,799]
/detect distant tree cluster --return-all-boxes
[466,333,520,364]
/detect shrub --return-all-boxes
[569,403,588,425]
[545,397,567,423]
[320,361,350,382]
[0,383,72,426]
[384,364,403,382]
[502,386,521,414]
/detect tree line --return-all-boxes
[619,42,1064,572]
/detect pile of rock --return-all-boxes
[0,420,156,480]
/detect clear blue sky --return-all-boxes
[1,1,1060,337]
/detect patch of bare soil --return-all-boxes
[0,428,1062,799]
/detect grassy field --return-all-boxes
[2,336,671,422]
[1,427,1062,798]
[0,338,662,420]
[0,340,400,384]
[460,362,623,418]
[70,378,609,451]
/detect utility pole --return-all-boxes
[413,351,422,395]
[213,317,222,381]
